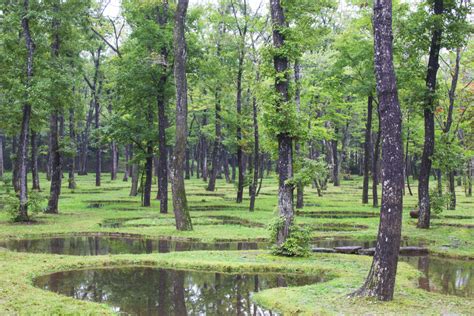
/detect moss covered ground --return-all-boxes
[0,173,472,314]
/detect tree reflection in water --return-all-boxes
[35,267,324,315]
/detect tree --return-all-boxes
[270,0,294,245]
[418,0,443,229]
[171,0,193,231]
[15,0,35,222]
[352,0,404,301]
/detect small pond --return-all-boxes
[313,238,473,297]
[0,235,269,256]
[34,267,324,315]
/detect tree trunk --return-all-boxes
[123,144,130,181]
[157,93,168,213]
[68,108,76,189]
[373,117,381,208]
[362,95,373,204]
[143,144,153,207]
[16,0,35,221]
[331,139,340,186]
[110,141,118,180]
[31,130,40,191]
[270,0,294,245]
[79,101,94,175]
[207,91,222,192]
[418,0,443,229]
[171,0,193,231]
[130,163,139,197]
[46,112,63,214]
[353,0,404,301]
[95,93,101,187]
[448,171,456,210]
[294,61,304,209]
[249,91,259,212]
[0,133,4,178]
[236,54,245,203]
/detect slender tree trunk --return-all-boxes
[294,61,304,209]
[130,165,139,197]
[95,94,101,187]
[157,94,168,213]
[171,0,193,231]
[68,108,76,189]
[448,171,456,210]
[207,91,222,192]
[236,54,245,203]
[16,0,35,221]
[353,0,404,300]
[331,138,340,186]
[31,131,40,191]
[46,4,63,215]
[0,133,4,178]
[110,141,118,180]
[46,112,63,214]
[418,0,443,229]
[270,0,294,245]
[373,115,381,207]
[123,144,130,181]
[249,89,259,212]
[362,95,373,204]
[79,101,94,175]
[143,144,153,207]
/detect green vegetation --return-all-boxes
[0,174,472,314]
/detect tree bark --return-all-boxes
[16,0,35,221]
[171,0,193,231]
[123,144,130,181]
[362,95,373,204]
[249,89,259,212]
[270,0,294,245]
[207,90,222,192]
[294,61,304,209]
[373,115,381,208]
[31,131,40,191]
[143,144,153,207]
[353,0,404,301]
[0,133,4,178]
[418,0,443,229]
[331,138,340,186]
[130,163,139,197]
[46,8,63,214]
[68,108,76,189]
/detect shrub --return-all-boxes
[269,216,310,257]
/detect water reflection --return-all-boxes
[401,256,473,297]
[0,236,268,256]
[35,267,324,315]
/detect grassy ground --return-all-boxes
[0,172,472,314]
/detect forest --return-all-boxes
[0,0,472,314]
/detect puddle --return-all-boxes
[34,267,324,315]
[312,238,472,297]
[401,256,473,297]
[0,235,269,256]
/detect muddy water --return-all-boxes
[0,235,268,256]
[34,267,324,316]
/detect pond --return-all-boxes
[34,267,324,315]
[313,238,473,297]
[0,235,268,256]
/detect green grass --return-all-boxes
[0,172,472,314]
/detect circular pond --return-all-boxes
[0,235,269,256]
[34,267,324,315]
